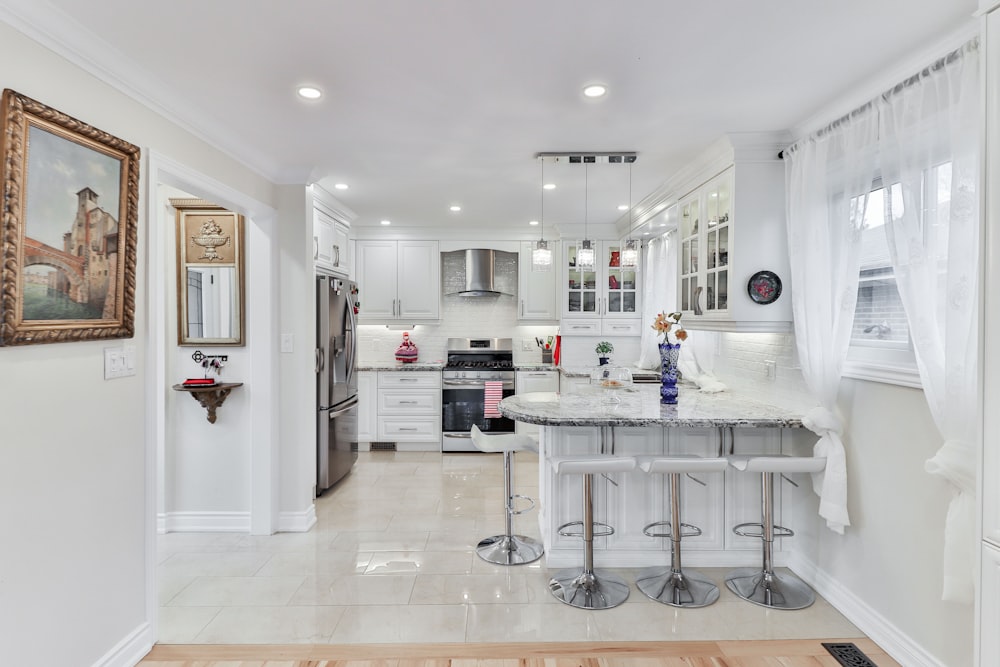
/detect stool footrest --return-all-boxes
[557,520,615,538]
[642,520,702,539]
[508,493,535,516]
[733,522,794,539]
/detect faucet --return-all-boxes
[863,321,892,338]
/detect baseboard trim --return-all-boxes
[157,511,251,533]
[278,504,317,532]
[789,552,947,667]
[91,621,152,667]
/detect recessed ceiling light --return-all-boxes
[643,231,651,235]
[297,86,322,100]
[529,220,539,226]
[543,183,556,190]
[617,204,629,211]
[449,205,461,212]
[380,220,391,226]
[658,223,667,227]
[583,84,607,98]
[334,183,349,190]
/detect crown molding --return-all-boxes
[0,0,281,183]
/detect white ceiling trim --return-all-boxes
[0,0,280,183]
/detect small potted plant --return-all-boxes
[595,341,614,365]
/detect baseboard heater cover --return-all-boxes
[370,441,397,451]
[821,642,878,667]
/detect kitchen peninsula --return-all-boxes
[499,385,816,569]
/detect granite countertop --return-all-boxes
[356,361,444,371]
[498,385,806,428]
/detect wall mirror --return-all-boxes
[173,199,245,346]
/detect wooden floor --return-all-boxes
[141,638,900,666]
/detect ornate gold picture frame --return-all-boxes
[0,89,140,346]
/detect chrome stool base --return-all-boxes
[636,566,719,608]
[476,534,544,566]
[549,568,630,609]
[725,567,816,610]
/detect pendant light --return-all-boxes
[531,157,552,271]
[620,160,639,269]
[576,162,596,270]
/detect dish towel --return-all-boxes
[484,381,503,419]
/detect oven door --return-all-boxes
[441,376,515,452]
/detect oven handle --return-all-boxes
[443,432,473,439]
[442,379,515,389]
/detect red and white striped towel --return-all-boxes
[484,381,503,419]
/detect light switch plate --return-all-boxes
[104,345,136,379]
[280,333,294,353]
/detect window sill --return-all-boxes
[842,358,922,389]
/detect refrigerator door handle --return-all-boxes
[327,396,360,419]
[345,293,357,387]
[315,347,324,374]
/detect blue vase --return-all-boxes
[659,342,681,405]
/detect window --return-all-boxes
[844,162,952,387]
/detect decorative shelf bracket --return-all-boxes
[172,382,243,424]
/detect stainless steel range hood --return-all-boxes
[450,249,509,297]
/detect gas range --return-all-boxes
[443,338,515,379]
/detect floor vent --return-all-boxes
[822,642,878,667]
[370,441,397,451]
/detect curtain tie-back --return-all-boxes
[926,438,975,494]
[801,406,850,535]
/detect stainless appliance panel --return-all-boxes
[317,273,359,494]
[441,371,515,452]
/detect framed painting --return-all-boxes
[0,89,140,346]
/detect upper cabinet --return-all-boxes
[313,207,350,276]
[356,240,440,322]
[671,134,791,332]
[518,241,559,321]
[561,240,642,336]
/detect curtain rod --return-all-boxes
[779,37,979,160]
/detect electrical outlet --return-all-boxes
[280,333,294,353]
[764,360,776,379]
[522,338,534,351]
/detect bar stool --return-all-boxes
[469,425,544,566]
[548,455,637,609]
[725,455,827,610]
[635,455,729,607]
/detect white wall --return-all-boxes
[714,332,973,667]
[0,17,274,666]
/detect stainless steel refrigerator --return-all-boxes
[316,273,359,494]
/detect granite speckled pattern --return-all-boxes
[356,362,445,371]
[499,385,805,428]
[514,364,559,372]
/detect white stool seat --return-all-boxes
[728,455,826,474]
[550,456,637,476]
[639,455,729,475]
[470,425,538,454]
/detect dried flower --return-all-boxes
[652,311,687,344]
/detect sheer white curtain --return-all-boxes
[878,39,980,602]
[637,232,674,369]
[784,112,879,534]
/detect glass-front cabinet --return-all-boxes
[680,170,731,316]
[562,240,641,335]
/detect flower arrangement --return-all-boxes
[652,311,688,344]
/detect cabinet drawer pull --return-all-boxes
[398,427,418,431]
[398,400,418,404]
[397,378,419,382]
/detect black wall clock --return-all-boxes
[747,270,782,305]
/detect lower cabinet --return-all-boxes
[374,371,441,451]
[541,424,788,568]
[357,371,377,446]
[514,370,560,437]
[982,542,1000,667]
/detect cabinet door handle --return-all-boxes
[332,244,340,267]
[398,299,402,316]
[392,299,397,317]
[313,237,319,260]
[693,286,704,316]
[520,299,524,316]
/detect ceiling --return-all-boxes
[17,1,977,233]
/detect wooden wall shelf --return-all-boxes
[172,382,243,424]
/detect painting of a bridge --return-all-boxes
[0,89,139,346]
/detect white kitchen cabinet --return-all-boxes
[561,240,641,335]
[671,135,791,332]
[667,427,726,551]
[375,371,441,451]
[314,200,351,277]
[982,543,1000,667]
[356,371,377,447]
[356,240,440,322]
[518,241,559,321]
[514,369,559,437]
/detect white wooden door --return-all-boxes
[546,427,602,551]
[397,241,440,319]
[313,209,335,271]
[331,221,350,275]
[518,241,559,320]
[605,427,665,554]
[356,241,397,320]
[515,370,559,437]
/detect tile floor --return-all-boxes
[157,450,863,644]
